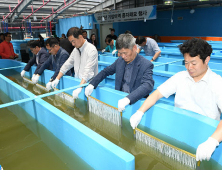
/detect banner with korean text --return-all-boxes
[94,5,156,24]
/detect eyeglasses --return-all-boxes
[48,45,55,52]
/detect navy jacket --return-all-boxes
[24,47,50,74]
[37,47,72,80]
[90,54,154,104]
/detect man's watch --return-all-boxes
[151,58,155,61]
[49,78,54,82]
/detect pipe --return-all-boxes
[40,0,77,22]
[22,0,51,21]
[73,8,111,16]
[50,21,52,33]
[6,26,50,29]
[0,83,89,109]
[2,0,24,22]
[5,22,57,24]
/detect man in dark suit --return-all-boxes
[85,33,154,112]
[20,40,50,78]
[31,38,72,85]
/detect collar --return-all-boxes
[55,47,62,57]
[185,67,211,83]
[146,38,149,45]
[79,39,87,53]
[200,67,211,83]
[37,47,42,56]
[4,40,11,44]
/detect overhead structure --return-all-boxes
[11,0,33,22]
[22,0,52,22]
[0,0,222,23]
[0,0,109,23]
[43,0,81,22]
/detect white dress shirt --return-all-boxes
[60,40,98,82]
[158,68,222,120]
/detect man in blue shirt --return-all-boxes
[136,36,161,62]
[32,38,72,85]
[85,33,154,112]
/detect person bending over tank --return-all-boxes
[31,38,72,84]
[102,37,117,55]
[48,27,98,99]
[20,40,50,78]
[130,38,222,163]
[85,33,154,112]
[136,36,161,62]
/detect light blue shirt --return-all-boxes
[105,40,116,53]
[139,38,160,56]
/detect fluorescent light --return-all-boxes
[164,0,173,5]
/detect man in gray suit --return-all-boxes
[85,33,154,112]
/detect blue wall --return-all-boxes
[56,15,93,37]
[56,6,222,47]
[113,6,222,37]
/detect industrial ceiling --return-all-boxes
[0,0,222,23]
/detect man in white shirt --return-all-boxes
[136,36,161,62]
[48,27,98,99]
[130,38,222,162]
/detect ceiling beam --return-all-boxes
[89,0,123,11]
[11,0,33,22]
[46,0,81,21]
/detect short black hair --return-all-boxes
[105,37,112,43]
[125,30,132,34]
[29,40,41,48]
[82,30,87,34]
[27,40,35,47]
[110,28,115,32]
[4,32,11,38]
[61,33,66,38]
[179,38,212,63]
[136,36,146,45]
[67,27,83,38]
[45,38,59,47]
[0,33,4,36]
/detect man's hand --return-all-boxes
[118,97,130,112]
[130,110,144,129]
[85,84,94,97]
[72,88,82,99]
[196,137,219,161]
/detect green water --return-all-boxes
[1,69,222,170]
[0,91,93,170]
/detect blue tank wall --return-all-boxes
[2,58,222,167]
[0,63,135,170]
